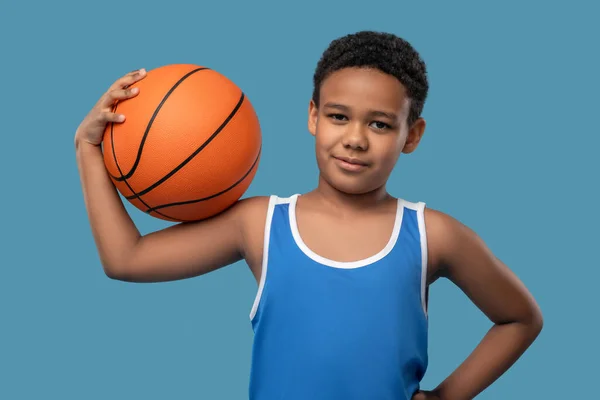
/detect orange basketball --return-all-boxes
[102,64,261,222]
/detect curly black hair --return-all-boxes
[312,31,429,127]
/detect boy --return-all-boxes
[75,31,543,399]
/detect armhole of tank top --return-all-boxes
[249,195,278,321]
[416,201,429,318]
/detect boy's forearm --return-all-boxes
[75,140,141,274]
[433,320,542,400]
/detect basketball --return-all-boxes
[102,64,262,222]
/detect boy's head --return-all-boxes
[312,31,429,128]
[308,31,429,195]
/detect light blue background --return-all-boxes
[1,1,598,398]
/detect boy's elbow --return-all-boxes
[100,254,133,281]
[102,262,126,281]
[99,246,141,281]
[531,307,544,335]
[502,301,544,339]
[522,303,544,339]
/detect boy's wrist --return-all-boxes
[75,136,101,154]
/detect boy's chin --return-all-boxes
[323,172,383,196]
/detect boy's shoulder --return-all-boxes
[233,193,304,240]
[422,205,466,244]
[420,204,484,280]
[233,194,294,233]
[234,194,292,217]
[236,193,299,216]
[233,195,272,222]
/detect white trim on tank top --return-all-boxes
[249,194,429,321]
[408,200,428,317]
[288,193,404,269]
[249,195,286,321]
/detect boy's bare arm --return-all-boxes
[75,69,267,283]
[424,208,543,400]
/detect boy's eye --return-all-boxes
[371,121,390,130]
[329,113,347,121]
[327,114,390,130]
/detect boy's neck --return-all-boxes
[306,174,393,214]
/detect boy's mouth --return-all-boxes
[334,155,369,166]
[333,155,369,171]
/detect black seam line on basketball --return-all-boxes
[109,120,185,222]
[146,146,261,213]
[148,211,188,223]
[124,92,246,200]
[110,67,209,181]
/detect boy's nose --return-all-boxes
[342,125,368,151]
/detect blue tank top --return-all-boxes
[248,194,429,400]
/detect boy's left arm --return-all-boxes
[421,208,543,400]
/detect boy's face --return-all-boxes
[308,67,425,195]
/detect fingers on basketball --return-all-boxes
[99,110,125,124]
[112,68,147,91]
[103,87,139,109]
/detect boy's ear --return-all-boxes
[402,118,427,154]
[308,100,318,137]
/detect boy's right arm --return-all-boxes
[75,69,263,283]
